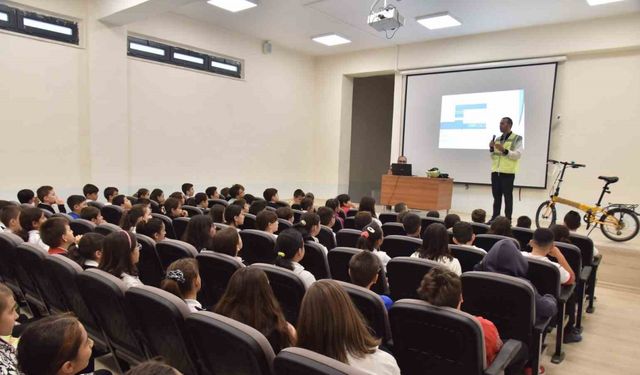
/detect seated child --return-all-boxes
[66,195,87,220]
[452,222,486,254]
[348,251,393,310]
[161,258,202,312]
[40,217,78,255]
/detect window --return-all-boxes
[127,36,243,79]
[0,4,79,45]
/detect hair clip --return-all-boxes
[166,270,185,284]
[360,231,369,238]
[366,226,375,233]
[299,220,306,226]
[277,251,285,257]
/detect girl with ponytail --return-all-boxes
[274,229,316,288]
[356,222,390,270]
[160,258,202,312]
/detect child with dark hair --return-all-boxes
[150,189,165,205]
[220,187,230,200]
[263,188,279,207]
[325,198,344,227]
[564,210,600,259]
[17,189,36,205]
[136,218,166,242]
[402,213,421,238]
[550,224,571,243]
[516,215,532,229]
[68,232,104,269]
[412,223,461,275]
[354,211,373,231]
[205,186,219,200]
[359,196,381,226]
[20,207,47,250]
[522,228,574,285]
[66,195,87,220]
[82,184,99,201]
[471,208,487,223]
[161,258,202,312]
[36,185,66,213]
[120,204,151,232]
[164,197,186,219]
[169,192,186,206]
[210,204,225,223]
[276,206,294,223]
[256,210,279,236]
[426,210,440,218]
[356,223,390,270]
[99,231,142,288]
[193,192,209,210]
[443,213,460,230]
[40,217,77,255]
[232,198,249,214]
[336,194,353,215]
[112,195,132,211]
[181,183,195,198]
[183,215,215,251]
[275,229,316,288]
[212,227,243,260]
[488,216,513,237]
[417,268,503,366]
[317,206,336,228]
[349,251,393,310]
[244,194,256,205]
[295,212,328,254]
[80,206,105,225]
[292,189,305,210]
[300,197,314,213]
[228,184,245,202]
[224,204,245,231]
[103,186,119,205]
[135,188,150,200]
[248,200,267,215]
[0,206,21,235]
[393,202,408,214]
[452,221,485,253]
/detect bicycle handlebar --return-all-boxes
[548,159,586,168]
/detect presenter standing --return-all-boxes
[489,117,523,223]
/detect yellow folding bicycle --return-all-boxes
[536,160,639,242]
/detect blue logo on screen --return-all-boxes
[440,103,486,129]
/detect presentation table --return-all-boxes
[380,175,453,211]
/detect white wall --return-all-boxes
[314,13,640,218]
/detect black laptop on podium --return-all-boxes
[391,163,412,176]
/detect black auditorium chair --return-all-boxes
[87,200,104,210]
[346,209,358,217]
[9,238,47,317]
[152,213,177,239]
[95,223,122,236]
[381,222,406,236]
[214,222,230,231]
[149,200,161,214]
[379,212,398,224]
[474,234,519,253]
[186,311,275,375]
[317,225,336,250]
[52,212,73,221]
[292,209,304,223]
[172,217,190,241]
[276,219,293,235]
[155,239,198,270]
[209,198,229,208]
[242,213,257,230]
[449,245,486,273]
[381,235,422,258]
[420,217,445,235]
[0,232,25,298]
[275,347,370,375]
[335,280,391,343]
[568,233,598,314]
[135,234,164,287]
[331,218,343,233]
[300,241,331,280]
[17,243,66,314]
[125,286,199,375]
[343,217,355,229]
[554,241,588,331]
[386,257,443,301]
[182,205,202,217]
[70,218,96,235]
[196,251,244,309]
[40,208,52,218]
[336,229,361,248]
[239,230,277,265]
[250,263,307,325]
[471,222,490,235]
[102,205,124,225]
[461,272,547,375]
[389,299,524,375]
[512,227,534,251]
[126,196,138,205]
[77,269,147,372]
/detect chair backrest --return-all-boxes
[87,200,104,210]
[196,251,244,309]
[300,241,331,280]
[40,208,52,218]
[380,235,422,258]
[346,208,358,217]
[8,238,46,315]
[44,255,107,349]
[274,347,370,375]
[149,199,161,213]
[449,245,486,273]
[250,263,307,325]
[554,242,582,276]
[70,218,96,235]
[209,198,229,207]
[335,280,391,343]
[474,234,520,252]
[387,257,444,301]
[512,227,534,251]
[421,217,445,235]
[331,218,343,233]
[525,258,560,299]
[242,213,258,230]
[125,286,198,374]
[379,212,399,224]
[567,233,594,267]
[327,247,360,283]
[239,230,277,265]
[173,217,190,241]
[389,299,485,375]
[292,209,304,223]
[77,269,147,365]
[0,232,24,295]
[317,225,336,250]
[102,205,124,225]
[186,311,275,375]
[381,222,406,236]
[155,239,198,270]
[17,243,66,314]
[94,223,122,236]
[276,219,293,235]
[152,213,177,239]
[136,234,164,287]
[127,196,138,205]
[461,271,535,346]
[52,212,73,221]
[336,229,361,248]
[343,216,355,229]
[214,222,231,231]
[470,222,490,235]
[182,205,202,217]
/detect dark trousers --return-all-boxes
[491,172,515,220]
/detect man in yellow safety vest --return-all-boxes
[489,117,523,223]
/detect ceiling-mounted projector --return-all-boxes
[368,0,404,32]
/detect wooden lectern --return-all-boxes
[380,175,453,211]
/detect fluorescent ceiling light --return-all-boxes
[23,17,73,35]
[211,61,238,72]
[416,12,461,30]
[312,34,351,46]
[173,52,204,64]
[130,42,165,56]
[207,0,257,13]
[0,12,8,22]
[586,0,624,5]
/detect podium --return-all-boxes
[380,175,453,211]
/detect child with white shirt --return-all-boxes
[274,229,316,288]
[356,223,391,271]
[411,223,461,276]
[161,258,203,312]
[98,230,143,289]
[19,207,46,250]
[68,232,104,269]
[452,221,486,254]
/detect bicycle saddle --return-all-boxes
[598,176,619,184]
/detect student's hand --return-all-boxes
[74,235,83,244]
[549,246,561,258]
[181,210,188,217]
[56,196,65,205]
[494,143,504,152]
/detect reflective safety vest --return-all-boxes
[491,132,522,174]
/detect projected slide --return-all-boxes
[439,89,524,149]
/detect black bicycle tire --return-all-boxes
[535,201,556,228]
[600,207,640,242]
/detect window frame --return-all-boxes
[0,4,79,45]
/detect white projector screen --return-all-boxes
[402,63,557,188]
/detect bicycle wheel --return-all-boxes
[600,207,640,242]
[535,201,556,228]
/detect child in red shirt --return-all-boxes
[40,217,79,255]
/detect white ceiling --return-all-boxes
[173,0,640,56]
